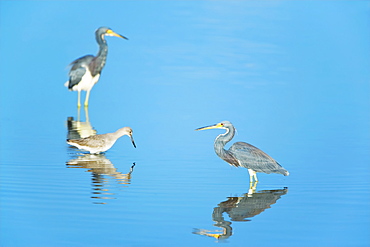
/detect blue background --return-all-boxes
[1,1,369,246]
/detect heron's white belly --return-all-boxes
[70,71,100,92]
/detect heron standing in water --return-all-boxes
[196,121,289,183]
[65,27,128,108]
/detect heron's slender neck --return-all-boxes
[96,34,108,57]
[94,34,108,74]
[214,126,235,156]
[213,125,240,167]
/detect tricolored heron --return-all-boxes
[67,127,136,154]
[196,121,289,182]
[65,27,128,108]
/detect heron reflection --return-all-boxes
[193,188,288,240]
[66,107,96,140]
[66,154,135,204]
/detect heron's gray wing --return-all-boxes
[70,55,95,68]
[68,55,94,89]
[88,56,105,77]
[229,142,287,175]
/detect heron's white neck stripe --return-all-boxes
[215,127,230,145]
[220,127,229,136]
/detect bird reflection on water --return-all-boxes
[66,107,96,140]
[193,188,288,240]
[66,154,136,204]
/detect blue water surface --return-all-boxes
[1,1,369,246]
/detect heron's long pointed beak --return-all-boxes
[130,135,136,148]
[195,123,223,131]
[107,29,128,40]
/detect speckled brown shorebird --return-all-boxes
[67,127,136,154]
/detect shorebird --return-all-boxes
[67,127,136,154]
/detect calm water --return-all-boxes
[1,1,369,246]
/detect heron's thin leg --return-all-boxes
[248,181,258,195]
[84,90,91,107]
[85,106,90,122]
[77,90,81,108]
[77,105,81,122]
[248,169,257,183]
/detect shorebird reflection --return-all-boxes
[66,154,135,204]
[193,188,288,240]
[66,107,96,140]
